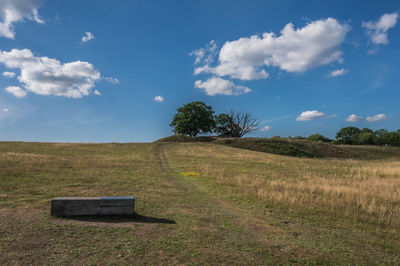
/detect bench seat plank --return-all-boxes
[51,197,135,217]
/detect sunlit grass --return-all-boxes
[1,141,399,264]
[168,143,400,228]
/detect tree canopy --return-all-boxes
[335,126,361,144]
[170,101,215,137]
[335,126,400,146]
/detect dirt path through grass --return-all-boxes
[152,143,293,264]
[152,143,339,264]
[157,143,276,238]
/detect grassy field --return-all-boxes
[1,140,400,264]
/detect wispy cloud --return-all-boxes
[261,114,292,124]
[2,71,15,78]
[5,86,27,98]
[363,13,398,45]
[366,113,387,122]
[329,68,348,77]
[104,77,120,84]
[190,40,218,66]
[82,32,94,42]
[346,114,363,122]
[260,125,272,132]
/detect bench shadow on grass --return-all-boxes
[65,213,176,224]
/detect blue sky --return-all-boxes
[0,0,399,142]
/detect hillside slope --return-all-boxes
[157,135,400,159]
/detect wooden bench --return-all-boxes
[51,197,135,217]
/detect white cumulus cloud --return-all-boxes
[81,32,94,42]
[2,71,15,78]
[94,90,101,96]
[194,77,251,96]
[193,18,350,81]
[346,114,363,122]
[0,48,101,98]
[261,125,272,132]
[5,86,27,98]
[363,13,398,45]
[366,113,387,122]
[296,110,327,121]
[0,0,44,39]
[2,108,8,112]
[154,95,164,102]
[329,68,348,77]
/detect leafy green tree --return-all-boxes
[357,128,376,145]
[335,127,361,144]
[374,129,389,145]
[361,128,373,133]
[358,132,376,145]
[170,101,215,137]
[391,130,400,146]
[382,130,400,146]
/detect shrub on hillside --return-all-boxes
[307,134,332,142]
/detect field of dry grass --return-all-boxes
[1,141,399,264]
[167,143,400,229]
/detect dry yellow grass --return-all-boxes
[168,143,400,228]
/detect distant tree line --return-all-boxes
[170,101,259,138]
[334,127,400,146]
[170,102,400,146]
[303,127,400,146]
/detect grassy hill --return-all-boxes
[1,141,399,264]
[158,135,400,159]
